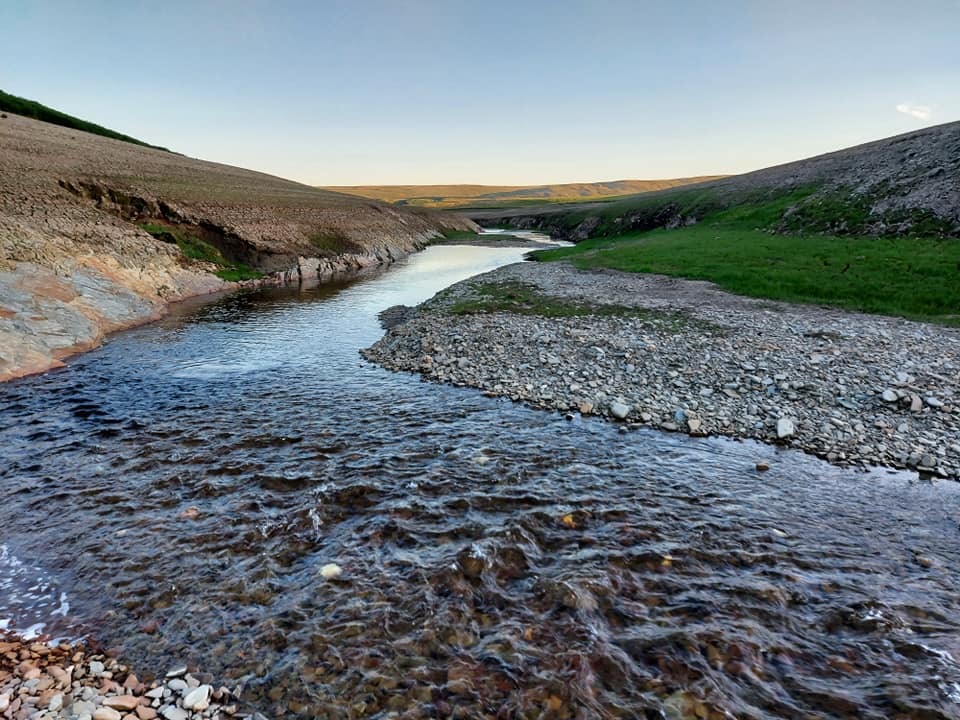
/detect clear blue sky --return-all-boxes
[1,1,957,185]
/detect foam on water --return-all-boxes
[0,544,74,641]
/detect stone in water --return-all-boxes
[321,563,342,579]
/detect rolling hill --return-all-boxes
[322,176,725,210]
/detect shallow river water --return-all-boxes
[1,245,959,719]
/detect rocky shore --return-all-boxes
[0,633,247,720]
[0,245,424,383]
[364,261,960,479]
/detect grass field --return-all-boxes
[532,202,960,325]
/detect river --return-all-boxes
[1,244,959,719]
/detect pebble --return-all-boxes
[777,418,796,439]
[166,678,188,693]
[161,707,189,720]
[609,401,631,419]
[182,685,211,711]
[0,633,235,720]
[320,562,343,579]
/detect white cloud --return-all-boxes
[896,103,933,120]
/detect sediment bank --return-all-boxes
[364,261,960,478]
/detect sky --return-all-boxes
[1,0,957,186]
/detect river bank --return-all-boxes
[364,261,960,479]
[1,111,476,383]
[0,632,246,720]
[0,245,427,383]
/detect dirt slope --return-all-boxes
[0,112,475,381]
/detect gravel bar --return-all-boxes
[0,633,254,720]
[363,261,960,479]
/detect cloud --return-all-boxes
[896,103,933,120]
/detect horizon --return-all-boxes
[2,0,957,186]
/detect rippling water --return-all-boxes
[1,245,959,719]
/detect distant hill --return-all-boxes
[0,89,170,151]
[321,177,725,210]
[472,122,960,240]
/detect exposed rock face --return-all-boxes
[0,112,475,381]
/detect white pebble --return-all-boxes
[320,563,343,579]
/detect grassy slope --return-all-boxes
[321,176,724,209]
[533,195,960,325]
[0,89,169,151]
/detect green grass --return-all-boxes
[1,89,170,151]
[532,205,960,325]
[524,182,957,241]
[447,281,719,332]
[140,223,263,281]
[440,229,483,241]
[214,265,264,282]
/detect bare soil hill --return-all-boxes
[0,112,474,381]
[322,176,724,209]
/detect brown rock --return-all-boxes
[104,695,141,711]
[94,708,122,720]
[48,665,71,687]
[135,705,158,720]
[101,678,120,693]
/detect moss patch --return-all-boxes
[447,281,718,332]
[140,223,263,281]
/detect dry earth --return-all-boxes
[0,113,474,381]
[365,262,960,479]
